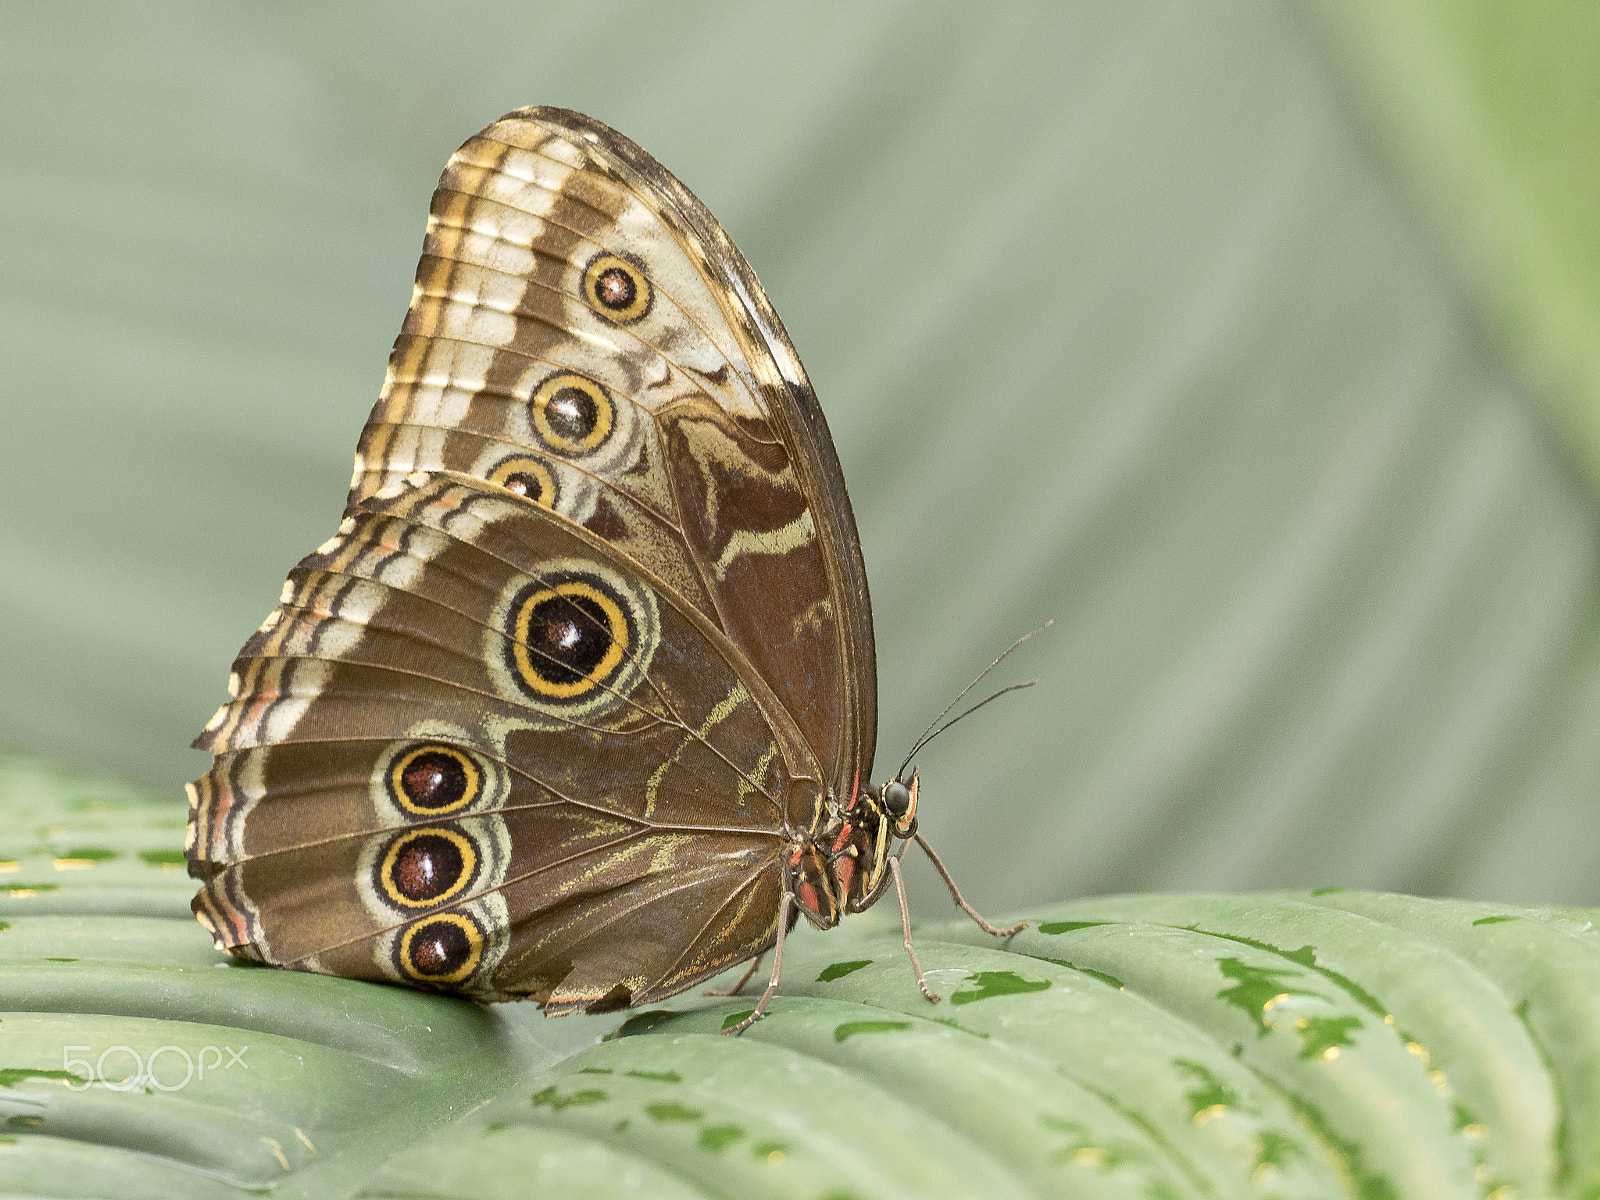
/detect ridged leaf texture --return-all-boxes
[1,751,1595,1199]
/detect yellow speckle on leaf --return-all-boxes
[261,1137,290,1172]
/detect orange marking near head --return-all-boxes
[833,855,856,897]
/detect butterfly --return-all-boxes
[186,106,1022,1034]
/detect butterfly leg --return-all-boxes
[915,833,1027,937]
[888,853,940,1002]
[721,891,793,1036]
[704,952,764,997]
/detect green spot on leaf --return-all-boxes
[1309,887,1345,896]
[1257,1129,1301,1169]
[833,1019,912,1042]
[578,1066,613,1075]
[816,959,873,982]
[43,957,75,963]
[1196,931,1390,1022]
[531,1085,607,1111]
[1297,1014,1363,1060]
[0,1068,81,1089]
[625,1069,681,1083]
[1037,920,1110,934]
[1283,1091,1398,1200]
[1215,957,1329,1034]
[5,1115,40,1130]
[751,1139,789,1160]
[698,1123,743,1151]
[721,1009,756,1031]
[5,884,57,893]
[1079,966,1122,989]
[928,1015,989,1039]
[61,847,118,862]
[137,849,186,867]
[949,970,1051,1005]
[1472,915,1518,926]
[612,1009,678,1038]
[645,1101,702,1123]
[1173,1058,1244,1118]
[1033,953,1123,989]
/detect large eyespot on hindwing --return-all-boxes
[358,814,509,917]
[581,250,653,324]
[396,912,487,985]
[359,810,513,994]
[389,745,481,816]
[369,728,509,824]
[530,373,615,457]
[486,454,559,509]
[375,825,480,909]
[486,559,659,722]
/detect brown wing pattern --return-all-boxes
[349,108,875,796]
[189,473,809,1009]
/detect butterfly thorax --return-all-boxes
[788,770,920,929]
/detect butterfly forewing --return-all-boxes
[349,108,873,796]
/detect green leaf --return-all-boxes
[3,750,1600,1196]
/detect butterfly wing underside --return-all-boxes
[353,107,874,794]
[187,108,876,1011]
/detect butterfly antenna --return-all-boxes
[895,621,1051,780]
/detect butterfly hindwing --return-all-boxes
[190,473,806,1007]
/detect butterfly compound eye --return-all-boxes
[881,779,913,818]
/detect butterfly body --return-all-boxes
[187,107,1011,1026]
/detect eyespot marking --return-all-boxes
[388,744,482,816]
[531,373,614,456]
[582,251,653,324]
[487,455,559,508]
[398,912,485,983]
[506,576,630,700]
[378,826,477,909]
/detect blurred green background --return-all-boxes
[2,2,1597,914]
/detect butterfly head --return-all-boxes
[871,767,920,840]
